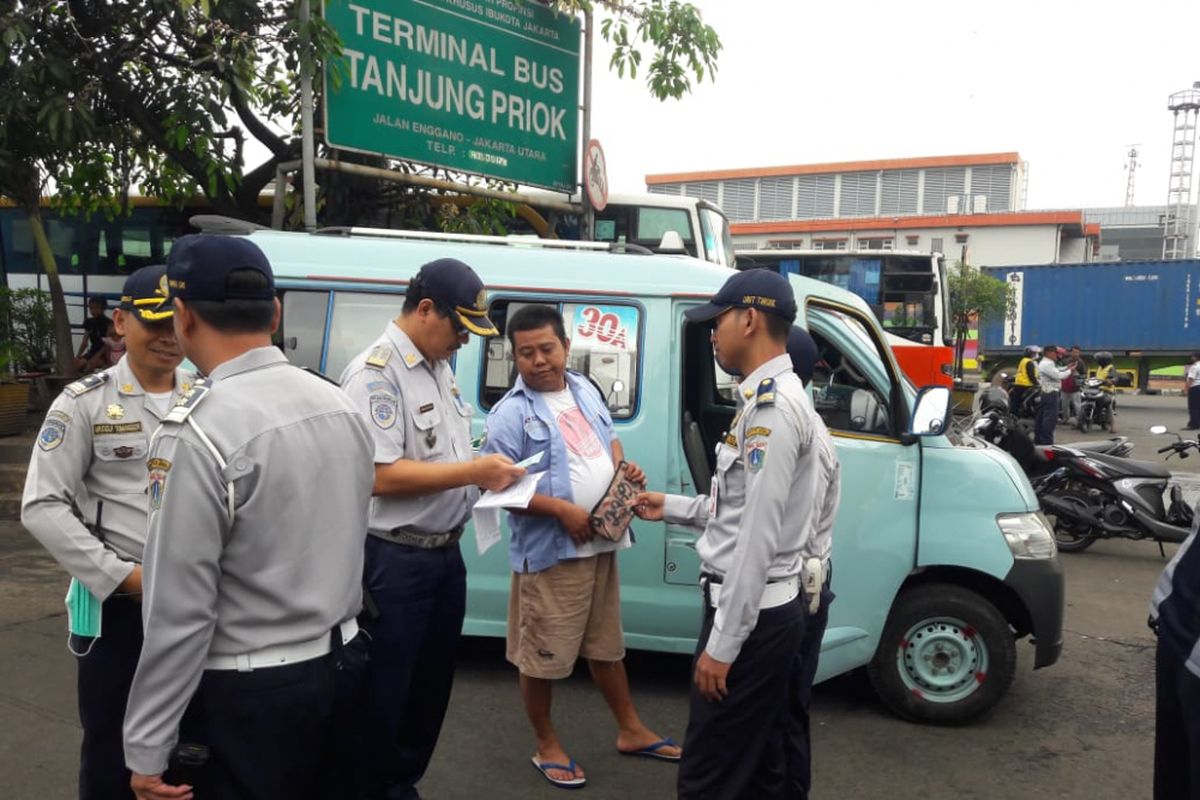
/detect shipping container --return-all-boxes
[979,260,1200,356]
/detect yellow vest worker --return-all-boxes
[1015,357,1036,387]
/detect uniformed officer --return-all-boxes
[635,269,841,800]
[339,258,525,800]
[1150,521,1200,798]
[122,234,376,800]
[21,265,190,800]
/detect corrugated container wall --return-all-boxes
[979,260,1200,354]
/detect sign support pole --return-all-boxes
[299,0,318,231]
[579,7,594,241]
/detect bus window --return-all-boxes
[280,290,330,372]
[325,291,403,379]
[480,299,641,419]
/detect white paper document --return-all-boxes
[472,471,547,556]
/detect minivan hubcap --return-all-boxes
[896,616,988,703]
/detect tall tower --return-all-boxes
[1124,145,1139,207]
[1164,83,1200,260]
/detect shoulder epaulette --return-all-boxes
[756,377,776,406]
[365,345,392,369]
[63,372,110,398]
[163,379,211,424]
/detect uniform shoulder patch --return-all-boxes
[37,410,71,451]
[365,345,392,369]
[163,379,211,424]
[755,377,776,406]
[62,372,110,398]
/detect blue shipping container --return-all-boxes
[979,260,1200,354]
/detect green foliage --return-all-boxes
[0,287,55,374]
[559,1,722,100]
[947,261,1013,377]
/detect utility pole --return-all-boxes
[1124,145,1139,207]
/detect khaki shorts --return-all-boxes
[506,551,626,679]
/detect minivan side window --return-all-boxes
[325,291,403,379]
[480,299,641,419]
[807,306,895,437]
[279,290,330,372]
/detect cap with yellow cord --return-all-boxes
[118,264,173,323]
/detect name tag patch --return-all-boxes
[93,422,144,435]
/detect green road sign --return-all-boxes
[323,0,582,192]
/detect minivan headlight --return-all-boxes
[997,512,1057,559]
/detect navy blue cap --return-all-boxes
[787,326,819,385]
[413,258,497,336]
[119,265,173,322]
[683,268,798,323]
[166,234,275,302]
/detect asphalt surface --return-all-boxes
[0,394,1194,799]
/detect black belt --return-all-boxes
[369,525,464,549]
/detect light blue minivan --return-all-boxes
[222,222,1063,724]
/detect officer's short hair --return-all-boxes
[400,272,453,322]
[185,269,275,333]
[761,310,790,342]
[507,304,567,348]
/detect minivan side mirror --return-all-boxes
[908,386,951,437]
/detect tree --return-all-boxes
[947,261,1013,380]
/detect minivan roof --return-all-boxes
[243,228,870,313]
[246,228,734,298]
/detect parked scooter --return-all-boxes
[1077,377,1116,433]
[1036,426,1194,553]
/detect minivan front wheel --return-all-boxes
[868,584,1016,724]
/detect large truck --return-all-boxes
[978,259,1200,386]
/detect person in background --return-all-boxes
[103,319,127,367]
[787,326,819,386]
[1011,345,1040,417]
[482,304,680,790]
[1185,353,1200,431]
[1059,345,1086,424]
[1035,345,1076,445]
[74,296,111,373]
[22,266,189,800]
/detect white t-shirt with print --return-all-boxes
[541,387,631,557]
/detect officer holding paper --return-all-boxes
[21,265,190,799]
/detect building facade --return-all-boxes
[646,153,1100,267]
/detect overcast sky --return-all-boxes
[585,0,1200,211]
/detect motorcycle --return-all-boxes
[1077,377,1116,434]
[1035,426,1195,553]
[969,407,1133,481]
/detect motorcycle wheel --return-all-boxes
[1078,414,1090,434]
[1046,491,1097,552]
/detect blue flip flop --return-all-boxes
[618,737,681,762]
[531,755,587,789]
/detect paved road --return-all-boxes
[0,394,1193,799]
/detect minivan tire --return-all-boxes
[868,584,1016,725]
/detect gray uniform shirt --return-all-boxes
[339,322,478,534]
[122,347,375,775]
[21,357,193,598]
[663,354,841,663]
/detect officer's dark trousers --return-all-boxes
[784,585,834,798]
[75,594,142,800]
[177,649,343,799]
[678,589,806,800]
[361,537,467,800]
[1187,385,1200,429]
[1155,638,1200,799]
[1035,390,1059,445]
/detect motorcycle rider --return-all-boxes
[1011,346,1040,417]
